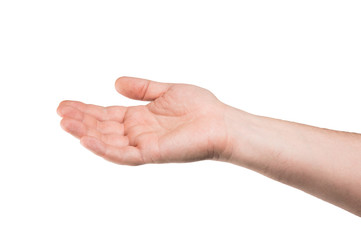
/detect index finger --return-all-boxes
[57,100,127,122]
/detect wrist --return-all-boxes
[216,105,275,173]
[215,105,253,163]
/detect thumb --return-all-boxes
[115,76,171,101]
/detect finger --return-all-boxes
[57,100,126,122]
[57,105,83,121]
[60,117,101,139]
[59,106,125,135]
[80,136,144,166]
[115,76,171,101]
[61,117,128,149]
[60,108,99,137]
[60,118,88,138]
[57,101,105,120]
[59,106,97,127]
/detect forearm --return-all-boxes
[221,106,361,217]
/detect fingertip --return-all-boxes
[60,117,69,131]
[115,76,126,84]
[58,106,83,121]
[114,76,170,101]
[57,100,78,117]
[57,105,62,117]
[114,76,139,99]
[60,118,87,138]
[58,100,73,107]
[57,100,68,116]
[114,76,130,93]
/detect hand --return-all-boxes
[57,76,229,165]
[57,76,361,216]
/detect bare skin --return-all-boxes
[57,76,361,217]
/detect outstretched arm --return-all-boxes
[222,105,361,217]
[57,76,361,217]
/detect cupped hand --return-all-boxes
[57,76,229,165]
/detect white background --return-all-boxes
[0,0,360,239]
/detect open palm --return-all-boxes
[57,77,228,165]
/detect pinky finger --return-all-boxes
[80,136,144,166]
